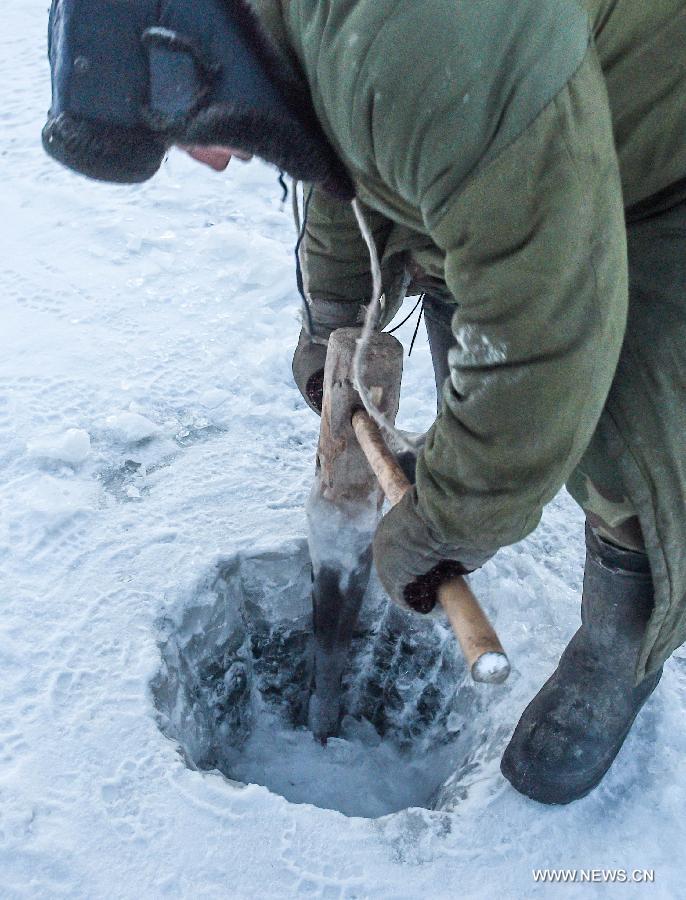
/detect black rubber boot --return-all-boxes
[500,524,662,804]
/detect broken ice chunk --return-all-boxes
[104,411,160,443]
[26,428,91,465]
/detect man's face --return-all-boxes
[180,145,252,172]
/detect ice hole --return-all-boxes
[151,542,499,818]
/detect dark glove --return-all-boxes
[292,328,327,413]
[292,299,364,413]
[372,488,494,613]
[395,450,418,485]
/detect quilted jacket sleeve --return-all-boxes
[299,186,389,304]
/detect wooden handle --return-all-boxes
[351,409,510,684]
[437,579,510,684]
[351,408,410,506]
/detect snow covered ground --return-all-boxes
[2,2,685,897]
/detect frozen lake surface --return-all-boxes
[1,2,684,896]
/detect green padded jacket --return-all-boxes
[249,0,686,676]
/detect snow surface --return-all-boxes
[2,1,686,896]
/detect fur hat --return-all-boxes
[43,0,354,198]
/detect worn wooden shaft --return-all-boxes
[351,408,510,684]
[350,409,409,507]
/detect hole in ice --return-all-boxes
[151,541,504,818]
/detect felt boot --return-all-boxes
[500,524,662,804]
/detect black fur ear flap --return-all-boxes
[225,0,314,118]
[43,112,166,184]
[178,102,355,199]
[218,0,355,199]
